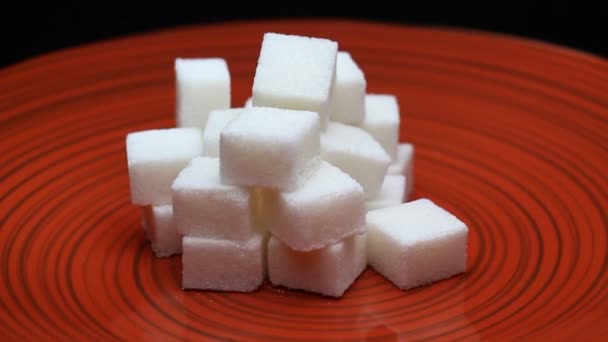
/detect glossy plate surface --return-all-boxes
[1,20,607,340]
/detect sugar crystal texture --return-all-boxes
[220,106,321,190]
[143,205,181,257]
[268,233,366,297]
[175,58,230,129]
[182,233,266,292]
[321,122,390,199]
[266,161,365,251]
[361,94,400,160]
[202,108,242,157]
[365,174,406,211]
[126,128,202,205]
[172,157,255,241]
[331,52,366,125]
[252,33,338,130]
[366,199,468,289]
[388,143,414,196]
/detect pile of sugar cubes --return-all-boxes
[126,33,468,297]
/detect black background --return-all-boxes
[2,2,606,68]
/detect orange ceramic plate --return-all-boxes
[1,20,607,340]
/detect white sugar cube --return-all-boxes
[252,33,338,130]
[361,94,400,160]
[175,58,230,129]
[331,52,366,125]
[244,97,253,108]
[266,161,365,251]
[366,199,468,290]
[126,128,202,205]
[321,122,390,199]
[182,233,266,292]
[172,157,255,241]
[220,106,321,190]
[388,143,414,196]
[202,108,242,157]
[143,205,181,257]
[365,174,406,211]
[268,233,366,297]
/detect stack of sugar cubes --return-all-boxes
[126,32,468,297]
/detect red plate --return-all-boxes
[1,20,607,340]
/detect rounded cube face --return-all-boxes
[220,132,298,187]
[331,52,366,125]
[266,162,366,251]
[321,123,391,199]
[175,58,231,129]
[171,157,254,241]
[182,234,265,292]
[267,234,367,297]
[366,199,469,290]
[362,94,401,160]
[173,187,252,241]
[126,128,202,205]
[144,205,181,258]
[219,107,320,190]
[252,33,338,130]
[397,231,468,288]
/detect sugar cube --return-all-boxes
[252,33,338,130]
[182,233,266,292]
[172,157,256,241]
[267,233,366,297]
[388,143,414,196]
[361,94,400,160]
[365,174,406,211]
[266,161,365,251]
[331,52,366,125]
[321,122,390,199]
[126,128,202,205]
[143,205,181,257]
[220,106,321,190]
[366,199,468,289]
[202,108,242,157]
[175,58,230,129]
